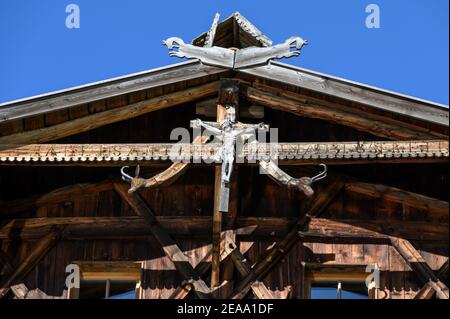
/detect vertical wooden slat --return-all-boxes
[0,119,24,137]
[23,114,45,131]
[88,100,106,114]
[45,110,69,127]
[69,104,90,120]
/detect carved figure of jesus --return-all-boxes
[192,119,264,184]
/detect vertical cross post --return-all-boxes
[211,79,240,289]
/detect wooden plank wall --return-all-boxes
[0,97,448,299]
[1,165,447,298]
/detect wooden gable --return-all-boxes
[192,12,272,49]
[0,13,448,300]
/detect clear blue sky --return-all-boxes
[0,0,448,105]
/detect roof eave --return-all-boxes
[0,60,228,123]
[240,61,449,127]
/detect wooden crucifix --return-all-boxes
[119,78,328,294]
[120,79,328,213]
[190,111,267,212]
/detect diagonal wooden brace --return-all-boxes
[390,237,449,299]
[223,237,277,299]
[0,252,29,299]
[415,260,449,299]
[114,183,212,299]
[230,181,344,299]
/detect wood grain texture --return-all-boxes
[241,62,449,126]
[1,216,447,243]
[243,85,444,140]
[0,61,224,123]
[0,81,219,144]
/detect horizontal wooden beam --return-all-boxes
[242,85,444,140]
[0,216,447,243]
[0,61,224,123]
[73,261,142,281]
[345,182,449,220]
[299,218,448,244]
[0,81,219,144]
[1,140,447,165]
[0,181,114,218]
[248,81,448,138]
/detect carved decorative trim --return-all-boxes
[0,140,447,163]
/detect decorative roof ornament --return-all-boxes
[203,13,221,48]
[162,13,308,70]
[191,11,272,48]
[231,12,272,47]
[234,36,308,69]
[162,37,235,68]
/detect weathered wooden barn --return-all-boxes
[0,12,448,299]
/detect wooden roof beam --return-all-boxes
[242,85,445,140]
[345,181,449,220]
[0,180,114,218]
[0,216,447,243]
[240,62,449,127]
[0,61,224,123]
[169,237,233,299]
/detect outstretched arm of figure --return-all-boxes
[200,122,222,135]
[238,123,266,136]
[191,119,222,135]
